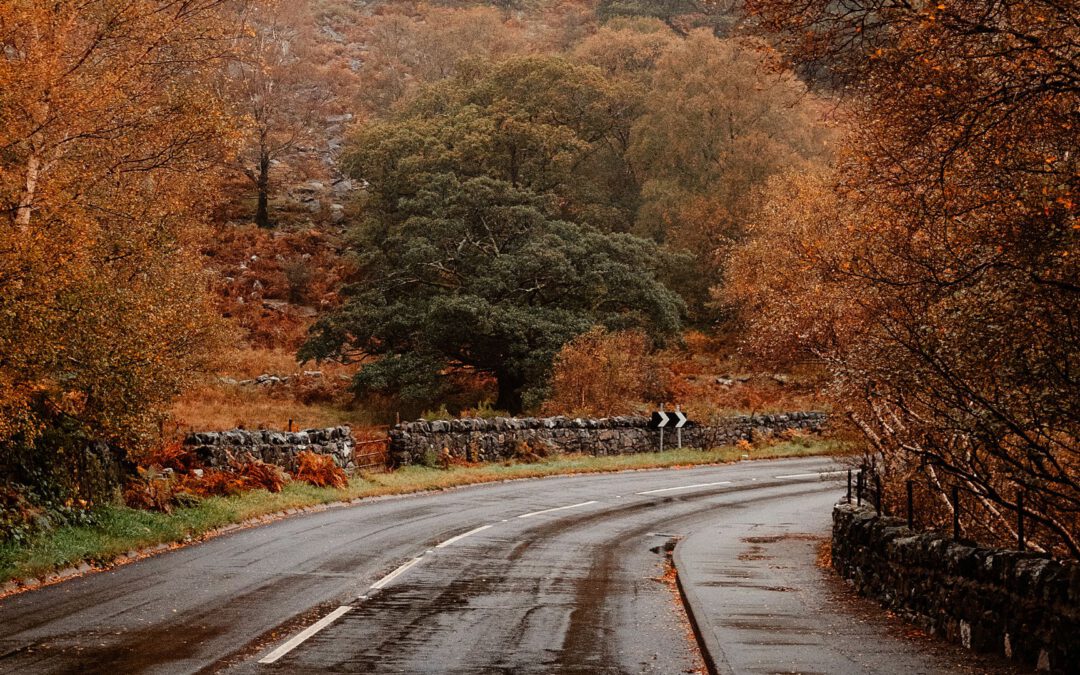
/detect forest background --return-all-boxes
[1,0,1075,557]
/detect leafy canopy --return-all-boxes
[302,58,685,411]
[302,175,682,412]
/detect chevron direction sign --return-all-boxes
[672,409,688,428]
[650,410,669,428]
[650,409,688,429]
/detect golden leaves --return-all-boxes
[0,0,242,447]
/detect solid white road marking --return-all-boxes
[370,556,424,590]
[637,481,732,495]
[517,500,598,519]
[435,524,493,548]
[258,605,352,664]
[774,470,846,480]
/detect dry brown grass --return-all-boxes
[653,330,830,421]
[168,383,369,432]
[168,346,373,432]
[206,347,359,380]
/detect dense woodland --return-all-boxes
[1,1,1076,557]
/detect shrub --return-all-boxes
[511,439,549,464]
[124,467,179,513]
[233,457,287,493]
[0,486,46,543]
[544,327,653,417]
[293,451,348,489]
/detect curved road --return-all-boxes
[0,457,1008,674]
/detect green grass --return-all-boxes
[0,439,846,586]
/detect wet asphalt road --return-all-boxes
[0,456,995,674]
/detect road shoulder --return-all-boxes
[672,492,1027,674]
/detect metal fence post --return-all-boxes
[856,470,864,506]
[847,469,852,504]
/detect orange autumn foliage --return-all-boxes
[736,0,1079,556]
[0,1,245,446]
[544,327,655,417]
[293,451,348,489]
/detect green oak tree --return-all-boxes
[300,175,683,412]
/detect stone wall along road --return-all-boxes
[183,426,355,471]
[832,503,1079,673]
[389,411,827,465]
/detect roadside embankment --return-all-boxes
[832,503,1079,672]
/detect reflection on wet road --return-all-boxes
[0,457,905,674]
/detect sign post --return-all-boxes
[673,406,687,448]
[651,405,689,451]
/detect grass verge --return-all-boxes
[0,439,846,586]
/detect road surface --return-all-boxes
[0,456,1017,673]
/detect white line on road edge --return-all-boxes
[637,481,732,495]
[258,605,352,664]
[517,500,598,519]
[774,470,847,480]
[435,524,493,548]
[370,556,424,590]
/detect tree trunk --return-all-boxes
[494,370,524,414]
[15,151,41,229]
[255,151,271,228]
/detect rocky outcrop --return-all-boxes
[831,503,1080,672]
[183,426,355,471]
[388,412,827,465]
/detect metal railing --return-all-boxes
[847,466,1030,551]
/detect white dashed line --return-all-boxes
[258,605,352,664]
[435,524,493,549]
[370,556,424,590]
[774,470,847,480]
[636,481,732,495]
[517,500,598,519]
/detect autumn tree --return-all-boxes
[597,0,744,36]
[229,1,337,228]
[356,5,529,116]
[571,17,678,82]
[544,327,653,417]
[734,0,1079,555]
[357,55,642,231]
[629,31,833,318]
[0,1,240,491]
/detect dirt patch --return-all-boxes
[738,544,770,561]
[741,533,821,544]
[816,538,832,569]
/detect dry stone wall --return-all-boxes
[831,503,1080,672]
[388,412,827,465]
[183,426,355,471]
